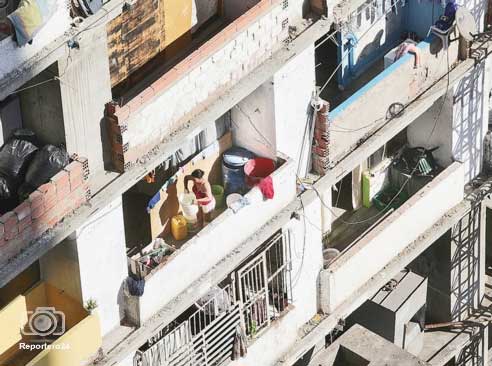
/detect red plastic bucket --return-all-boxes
[244,158,276,187]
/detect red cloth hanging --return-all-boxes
[258,176,274,200]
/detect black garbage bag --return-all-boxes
[0,176,18,214]
[0,139,38,200]
[18,145,70,198]
[9,129,39,146]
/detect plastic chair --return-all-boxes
[427,23,456,50]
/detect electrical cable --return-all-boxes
[291,196,307,287]
[319,46,451,226]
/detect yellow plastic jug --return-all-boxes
[171,215,188,241]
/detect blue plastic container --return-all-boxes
[222,147,255,196]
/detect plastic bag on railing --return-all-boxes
[18,145,70,198]
[0,138,38,192]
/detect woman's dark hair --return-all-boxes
[191,169,205,179]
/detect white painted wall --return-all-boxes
[229,198,324,366]
[320,162,464,313]
[231,81,277,159]
[75,197,128,336]
[136,156,297,323]
[407,92,454,168]
[274,45,316,172]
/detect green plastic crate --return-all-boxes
[372,186,409,212]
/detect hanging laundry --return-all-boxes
[258,176,274,200]
[231,324,248,360]
[126,277,145,297]
[394,42,421,68]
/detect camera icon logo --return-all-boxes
[22,307,65,337]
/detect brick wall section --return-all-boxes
[0,157,90,266]
[106,0,289,172]
[312,102,331,175]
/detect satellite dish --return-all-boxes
[456,8,478,41]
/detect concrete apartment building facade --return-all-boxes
[1,0,492,365]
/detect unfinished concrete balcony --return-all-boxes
[105,0,290,173]
[122,151,296,326]
[319,161,465,314]
[315,35,460,169]
[0,155,90,267]
[0,281,102,366]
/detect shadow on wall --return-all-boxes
[453,63,485,182]
[450,205,482,322]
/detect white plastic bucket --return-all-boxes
[179,193,199,217]
[226,193,242,209]
[184,212,199,233]
[323,248,340,268]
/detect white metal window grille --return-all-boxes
[237,232,292,338]
[135,285,239,366]
[135,231,293,366]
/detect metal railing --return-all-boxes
[238,232,292,337]
[135,232,292,366]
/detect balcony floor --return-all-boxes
[163,206,227,250]
[318,58,385,110]
[324,205,392,254]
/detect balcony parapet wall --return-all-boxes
[0,156,90,266]
[105,0,289,172]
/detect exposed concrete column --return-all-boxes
[273,44,316,175]
[450,205,485,322]
[58,23,113,177]
[72,197,128,336]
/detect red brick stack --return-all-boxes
[0,156,90,266]
[312,102,331,175]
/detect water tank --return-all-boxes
[222,147,255,196]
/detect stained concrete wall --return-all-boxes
[231,81,277,159]
[229,198,324,366]
[74,197,128,336]
[40,239,83,306]
[59,24,112,176]
[407,92,454,168]
[18,64,66,146]
[232,45,316,168]
[319,162,464,313]
[133,156,297,324]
